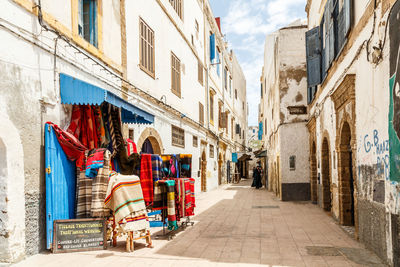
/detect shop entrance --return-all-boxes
[321,138,331,211]
[141,138,154,154]
[311,142,318,203]
[201,151,207,192]
[339,122,355,226]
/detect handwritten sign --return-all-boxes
[52,219,106,253]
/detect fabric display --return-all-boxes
[76,149,111,218]
[105,172,150,233]
[158,180,178,230]
[151,155,163,183]
[161,155,179,178]
[139,154,153,206]
[179,154,192,178]
[126,138,137,155]
[85,148,107,178]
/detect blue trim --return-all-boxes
[60,73,154,124]
[210,34,215,61]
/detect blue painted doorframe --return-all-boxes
[45,123,76,249]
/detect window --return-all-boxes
[210,92,214,124]
[139,18,155,77]
[209,145,214,158]
[79,0,98,47]
[216,52,220,76]
[128,129,134,140]
[198,60,203,85]
[172,125,185,148]
[289,156,296,170]
[265,119,267,135]
[193,136,198,147]
[306,0,352,103]
[195,19,199,34]
[229,76,232,95]
[231,118,234,139]
[235,89,238,99]
[199,102,204,125]
[261,82,263,98]
[191,34,194,46]
[224,68,228,90]
[242,101,244,110]
[169,0,183,19]
[171,52,181,97]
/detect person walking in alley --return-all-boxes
[251,165,262,189]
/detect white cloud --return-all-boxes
[218,0,307,125]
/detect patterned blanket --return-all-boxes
[76,149,111,218]
[105,173,149,232]
[151,155,163,183]
[140,154,153,206]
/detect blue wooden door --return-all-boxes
[45,123,76,249]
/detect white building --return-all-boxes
[305,0,400,265]
[0,0,247,262]
[259,20,309,201]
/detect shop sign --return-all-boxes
[232,153,238,163]
[52,218,107,253]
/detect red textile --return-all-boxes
[67,105,99,150]
[46,122,87,168]
[187,178,195,216]
[126,138,137,155]
[139,154,153,206]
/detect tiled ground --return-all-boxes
[13,180,386,267]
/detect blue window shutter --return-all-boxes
[216,52,220,76]
[344,0,352,37]
[210,34,216,61]
[324,7,330,73]
[305,26,321,87]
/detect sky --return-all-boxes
[209,0,307,126]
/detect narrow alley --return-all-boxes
[15,179,385,267]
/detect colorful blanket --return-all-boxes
[46,122,87,167]
[105,173,149,232]
[187,178,195,216]
[153,181,167,210]
[151,155,163,183]
[85,148,106,178]
[156,180,178,230]
[76,150,111,218]
[140,154,153,206]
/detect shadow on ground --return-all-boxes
[154,181,386,266]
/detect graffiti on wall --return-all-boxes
[389,0,400,182]
[360,130,389,180]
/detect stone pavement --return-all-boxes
[13,179,386,267]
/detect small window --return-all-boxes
[171,52,181,97]
[224,68,228,89]
[169,0,183,19]
[210,92,214,124]
[79,0,98,47]
[209,144,214,158]
[199,102,204,125]
[128,129,134,140]
[235,89,238,99]
[242,101,244,110]
[191,34,194,46]
[139,18,155,77]
[195,19,199,33]
[229,77,232,95]
[289,156,296,170]
[193,136,198,147]
[172,125,185,148]
[198,60,203,85]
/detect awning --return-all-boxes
[255,150,267,158]
[238,154,252,161]
[60,73,154,124]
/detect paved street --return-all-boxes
[14,179,385,267]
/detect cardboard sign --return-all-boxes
[52,219,106,253]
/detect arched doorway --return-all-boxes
[141,138,154,154]
[137,128,164,155]
[321,138,331,211]
[201,151,207,192]
[218,153,223,185]
[339,122,355,226]
[311,142,318,203]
